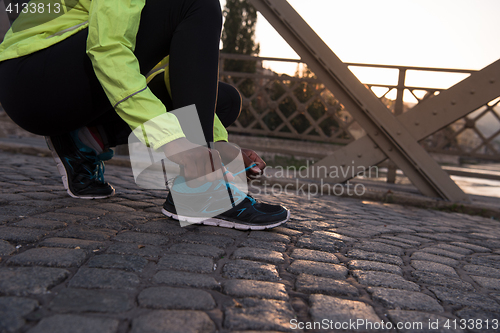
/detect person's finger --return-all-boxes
[244,149,266,172]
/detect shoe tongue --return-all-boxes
[73,128,102,154]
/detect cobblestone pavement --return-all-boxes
[1,151,500,333]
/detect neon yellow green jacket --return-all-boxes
[0,0,228,149]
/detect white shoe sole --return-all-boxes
[161,208,290,230]
[46,137,115,200]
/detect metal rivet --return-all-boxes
[490,78,495,84]
[470,90,475,95]
[451,100,456,105]
[432,110,438,115]
[357,153,362,158]
[374,131,379,136]
[374,145,378,149]
[388,147,393,152]
[415,122,419,126]
[397,131,401,135]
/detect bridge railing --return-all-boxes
[220,53,500,162]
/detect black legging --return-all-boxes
[0,0,240,146]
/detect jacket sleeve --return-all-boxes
[86,0,185,150]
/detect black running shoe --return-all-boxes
[46,131,115,199]
[162,177,289,230]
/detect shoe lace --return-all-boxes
[217,163,257,205]
[72,148,106,184]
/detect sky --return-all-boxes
[220,0,500,95]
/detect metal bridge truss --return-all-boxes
[248,0,500,202]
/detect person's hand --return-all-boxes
[163,137,231,184]
[241,148,266,179]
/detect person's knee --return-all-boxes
[196,0,223,28]
[217,82,242,127]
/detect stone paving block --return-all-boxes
[286,220,332,232]
[309,294,380,324]
[315,230,357,242]
[420,247,466,260]
[463,264,500,278]
[107,243,163,257]
[232,247,284,264]
[0,239,15,256]
[239,239,286,252]
[0,267,69,296]
[396,234,433,243]
[87,254,148,272]
[28,314,119,333]
[39,237,105,250]
[296,234,344,253]
[287,260,348,279]
[372,238,414,249]
[224,298,295,332]
[68,268,139,290]
[379,235,421,247]
[168,243,224,259]
[1,205,48,218]
[153,270,220,290]
[133,221,187,235]
[83,214,143,231]
[410,251,459,267]
[94,202,136,212]
[182,233,234,248]
[12,218,67,230]
[346,249,403,266]
[56,226,115,241]
[49,288,133,313]
[131,310,216,333]
[248,231,291,243]
[222,260,280,281]
[0,227,48,243]
[196,225,245,238]
[429,286,500,311]
[353,241,404,256]
[470,275,500,290]
[411,271,474,291]
[348,260,402,275]
[0,193,28,201]
[113,231,169,246]
[138,287,216,310]
[450,242,491,253]
[157,254,214,273]
[223,279,288,300]
[411,260,458,277]
[272,226,303,237]
[352,270,419,291]
[387,310,464,333]
[484,254,500,261]
[7,247,87,268]
[467,257,500,270]
[291,248,339,264]
[369,287,443,312]
[296,274,359,297]
[54,206,108,217]
[0,297,38,333]
[455,308,500,333]
[329,227,379,238]
[33,212,88,223]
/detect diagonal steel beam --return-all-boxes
[314,59,500,183]
[248,0,469,201]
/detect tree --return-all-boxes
[221,0,260,73]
